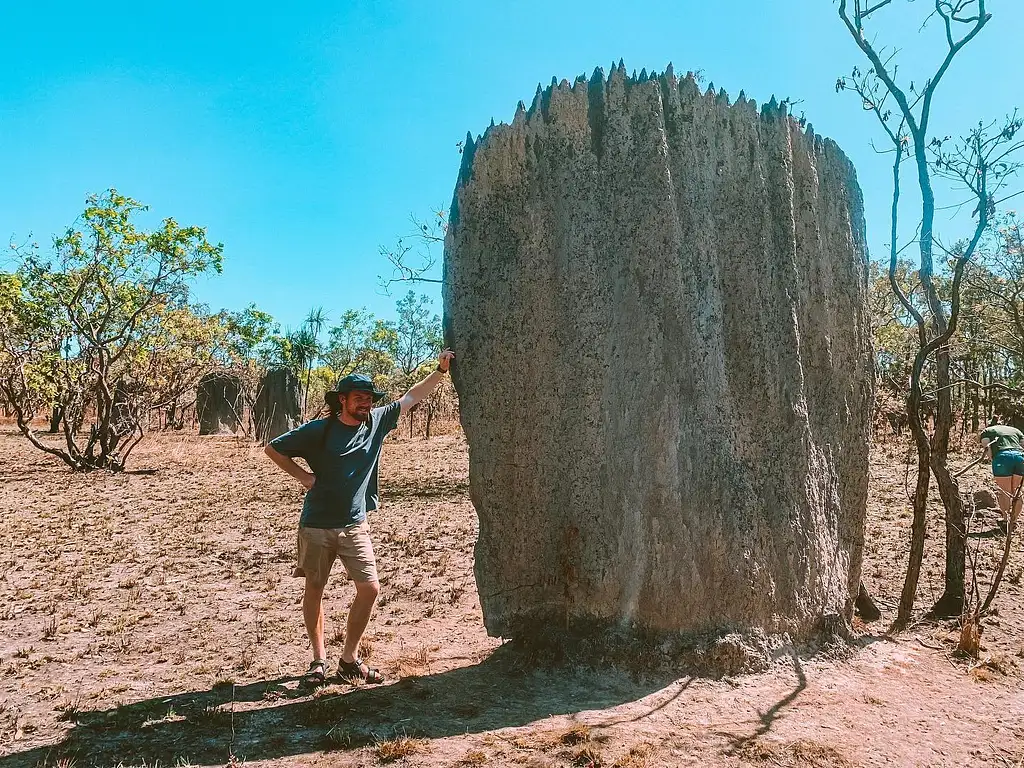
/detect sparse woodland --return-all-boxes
[836,0,1022,641]
[0,192,455,470]
[1,2,1023,766]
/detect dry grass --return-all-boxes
[391,644,435,678]
[958,616,981,657]
[560,724,592,745]
[611,744,654,768]
[976,653,1019,676]
[737,739,857,767]
[567,744,603,767]
[374,734,426,763]
[970,665,998,682]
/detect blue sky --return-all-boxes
[0,1,1019,331]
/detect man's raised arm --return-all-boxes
[398,349,454,416]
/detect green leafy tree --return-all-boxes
[218,304,277,367]
[259,307,330,418]
[323,309,398,383]
[960,213,1024,419]
[141,303,228,429]
[0,189,222,470]
[364,320,400,381]
[324,309,375,375]
[297,306,328,415]
[391,291,442,377]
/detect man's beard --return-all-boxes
[344,406,371,422]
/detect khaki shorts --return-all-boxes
[292,523,378,586]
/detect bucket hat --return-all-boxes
[325,373,385,409]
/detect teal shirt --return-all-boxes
[981,424,1024,456]
[270,402,401,528]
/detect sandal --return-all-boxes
[302,659,327,685]
[337,656,384,684]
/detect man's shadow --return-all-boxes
[2,644,679,767]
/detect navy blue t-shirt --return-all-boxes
[269,401,401,528]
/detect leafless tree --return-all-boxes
[837,0,1023,626]
[378,211,446,294]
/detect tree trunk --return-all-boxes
[253,368,301,443]
[970,363,980,433]
[49,405,63,433]
[197,373,243,436]
[444,69,874,641]
[922,281,966,616]
[930,470,966,617]
[897,416,932,629]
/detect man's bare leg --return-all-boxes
[303,579,327,661]
[341,580,379,663]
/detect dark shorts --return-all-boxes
[993,450,1024,477]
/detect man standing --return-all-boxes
[264,350,455,684]
[980,415,1024,533]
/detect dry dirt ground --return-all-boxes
[1,427,1022,768]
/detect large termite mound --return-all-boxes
[444,64,873,643]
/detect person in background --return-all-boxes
[980,415,1024,533]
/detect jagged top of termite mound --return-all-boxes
[452,60,859,216]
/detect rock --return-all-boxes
[855,581,882,622]
[973,489,998,510]
[197,372,243,436]
[705,632,774,676]
[254,368,301,443]
[444,67,873,642]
